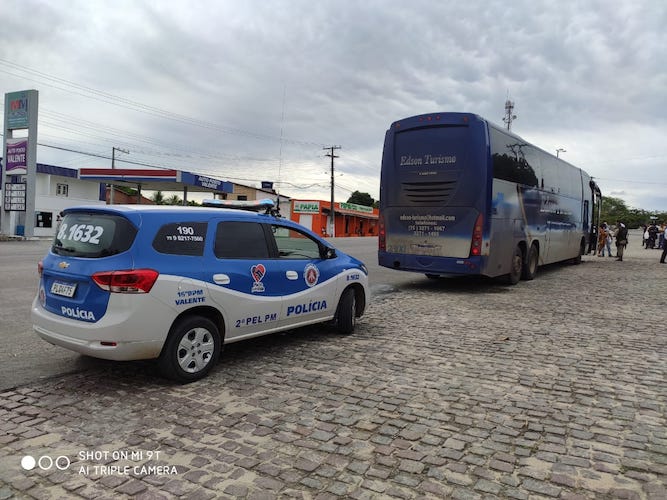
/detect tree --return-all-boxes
[600,196,630,224]
[600,196,667,228]
[151,191,165,205]
[347,191,375,207]
[165,194,183,206]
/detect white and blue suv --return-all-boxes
[32,200,368,382]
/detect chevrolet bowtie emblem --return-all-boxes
[58,262,70,269]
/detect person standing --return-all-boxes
[641,224,648,247]
[596,224,607,256]
[614,220,628,261]
[660,223,667,264]
[605,224,614,257]
[647,223,658,249]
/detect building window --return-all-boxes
[56,183,69,197]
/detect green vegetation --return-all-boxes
[116,185,138,196]
[600,196,667,228]
[151,191,165,205]
[150,191,199,206]
[347,191,378,208]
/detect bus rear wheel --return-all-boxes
[507,245,523,285]
[571,240,585,265]
[522,244,538,281]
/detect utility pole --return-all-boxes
[324,146,341,237]
[110,147,129,204]
[503,99,517,131]
[556,148,566,158]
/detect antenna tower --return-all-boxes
[503,99,517,131]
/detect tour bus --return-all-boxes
[378,112,601,284]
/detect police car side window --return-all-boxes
[272,225,322,260]
[215,221,270,259]
[153,222,207,256]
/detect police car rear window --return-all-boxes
[52,212,137,258]
[153,222,207,256]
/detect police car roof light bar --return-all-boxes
[202,198,278,215]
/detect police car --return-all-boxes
[31,199,369,382]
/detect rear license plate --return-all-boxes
[51,281,77,298]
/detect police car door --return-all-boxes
[268,224,339,328]
[206,220,283,339]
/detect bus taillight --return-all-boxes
[379,214,386,251]
[470,214,483,257]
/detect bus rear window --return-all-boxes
[52,212,137,258]
[394,126,468,170]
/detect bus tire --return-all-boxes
[571,240,585,265]
[522,244,539,280]
[507,245,523,285]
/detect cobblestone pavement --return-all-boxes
[1,236,666,499]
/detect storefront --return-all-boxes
[291,200,378,237]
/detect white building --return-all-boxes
[8,163,104,238]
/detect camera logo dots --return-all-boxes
[21,455,71,471]
[21,456,36,470]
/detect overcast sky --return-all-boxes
[1,0,666,211]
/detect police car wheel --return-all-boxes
[159,316,221,383]
[336,288,356,335]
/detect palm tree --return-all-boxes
[165,194,182,205]
[151,191,165,205]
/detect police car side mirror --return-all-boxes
[324,247,337,259]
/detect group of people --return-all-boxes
[596,221,629,261]
[641,222,666,250]
[597,220,667,263]
[648,222,667,264]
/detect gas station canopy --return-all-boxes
[78,168,234,194]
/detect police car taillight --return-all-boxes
[92,269,159,293]
[38,260,43,277]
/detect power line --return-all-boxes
[1,100,334,183]
[2,85,350,181]
[0,58,324,148]
[18,140,327,190]
[1,106,316,180]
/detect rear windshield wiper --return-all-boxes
[54,245,77,254]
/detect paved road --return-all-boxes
[0,237,418,391]
[0,232,665,499]
[0,240,103,392]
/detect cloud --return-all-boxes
[1,0,665,209]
